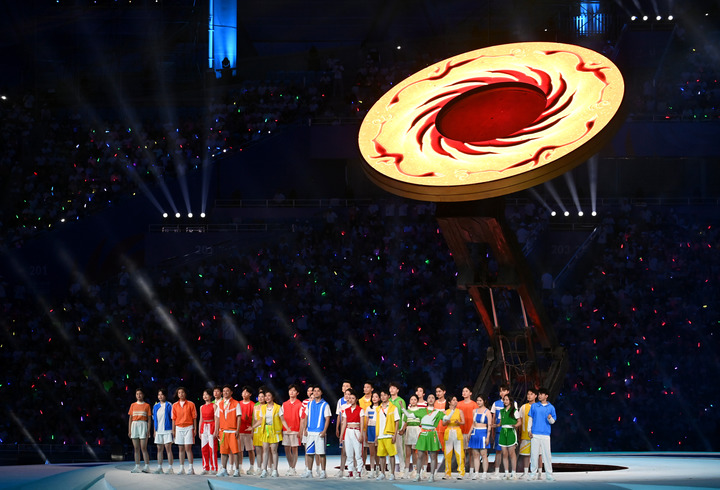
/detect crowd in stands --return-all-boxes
[1,199,719,454]
[1,32,720,458]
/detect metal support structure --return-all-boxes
[436,197,566,400]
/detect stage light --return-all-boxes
[631,16,636,20]
[578,211,584,217]
[175,212,181,218]
[643,15,648,21]
[0,95,7,100]
[564,211,570,217]
[397,45,402,50]
[162,212,168,218]
[200,212,206,218]
[188,213,193,218]
[551,211,557,217]
[656,15,662,21]
[668,15,674,20]
[591,211,597,217]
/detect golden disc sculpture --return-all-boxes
[358,42,625,201]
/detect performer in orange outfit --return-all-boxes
[215,385,241,477]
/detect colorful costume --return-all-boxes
[199,403,217,472]
[342,405,365,476]
[529,402,557,478]
[498,407,518,447]
[216,397,240,455]
[443,408,465,477]
[259,402,283,444]
[518,402,534,456]
[128,401,152,439]
[415,408,443,452]
[365,405,378,444]
[467,409,492,449]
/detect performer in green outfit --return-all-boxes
[414,394,445,482]
[497,394,521,480]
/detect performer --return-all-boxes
[414,393,444,483]
[358,381,374,471]
[490,384,511,478]
[434,385,448,454]
[252,389,266,475]
[467,394,493,480]
[238,386,256,474]
[256,389,283,478]
[335,380,352,477]
[172,386,197,475]
[442,396,466,480]
[339,389,365,479]
[280,384,303,476]
[518,388,540,479]
[402,394,423,479]
[215,385,241,477]
[128,388,152,474]
[302,385,332,479]
[388,382,407,477]
[497,394,521,480]
[415,386,428,408]
[152,388,174,474]
[528,387,557,481]
[199,389,218,475]
[458,386,478,476]
[364,392,380,478]
[375,388,400,481]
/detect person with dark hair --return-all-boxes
[152,388,174,473]
[199,388,218,475]
[252,390,266,475]
[358,381,374,471]
[339,389,365,479]
[172,387,197,474]
[376,388,400,481]
[238,386,255,474]
[442,395,466,480]
[402,394,423,480]
[388,381,407,477]
[302,385,331,479]
[256,389,283,478]
[518,388,540,479]
[434,385,448,456]
[458,386,478,476]
[128,388,152,473]
[527,387,556,481]
[364,392,381,478]
[215,385,241,477]
[468,394,492,480]
[335,380,352,477]
[490,384,511,478]
[415,393,444,482]
[497,394,521,480]
[415,386,427,408]
[280,384,303,475]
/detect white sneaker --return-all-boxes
[166,467,174,474]
[246,467,255,475]
[471,472,478,480]
[142,465,150,473]
[152,467,163,474]
[428,474,435,482]
[335,470,344,477]
[233,469,240,477]
[388,474,396,481]
[272,470,279,478]
[355,473,362,480]
[216,468,228,477]
[376,473,385,480]
[200,469,208,475]
[414,473,421,482]
[319,470,327,479]
[260,469,268,478]
[302,469,313,478]
[178,467,186,475]
[188,467,195,475]
[286,468,294,476]
[481,472,487,480]
[131,465,141,474]
[545,474,555,481]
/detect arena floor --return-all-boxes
[1,453,719,490]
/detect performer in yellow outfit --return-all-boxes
[442,396,466,479]
[254,390,283,477]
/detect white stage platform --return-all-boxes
[1,453,719,489]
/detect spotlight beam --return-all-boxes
[544,181,567,214]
